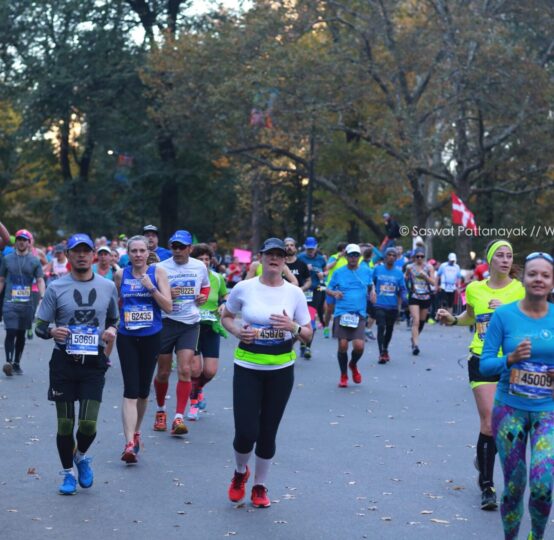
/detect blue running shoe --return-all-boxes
[197,392,207,410]
[74,456,93,488]
[58,471,77,495]
[133,432,141,455]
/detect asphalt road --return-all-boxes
[0,320,539,539]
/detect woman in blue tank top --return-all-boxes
[114,235,171,464]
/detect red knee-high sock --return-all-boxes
[176,381,192,415]
[154,379,168,408]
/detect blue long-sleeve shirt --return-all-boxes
[372,265,407,309]
[481,301,554,411]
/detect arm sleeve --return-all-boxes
[35,319,52,340]
[480,311,509,376]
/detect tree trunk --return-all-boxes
[250,170,264,251]
[157,134,178,243]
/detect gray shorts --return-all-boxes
[3,303,34,330]
[159,318,200,354]
[332,314,367,341]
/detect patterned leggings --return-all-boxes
[492,402,554,540]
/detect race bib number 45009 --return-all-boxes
[509,362,554,399]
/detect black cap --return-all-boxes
[143,224,158,234]
[259,237,286,254]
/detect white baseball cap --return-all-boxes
[345,244,361,255]
[448,252,457,262]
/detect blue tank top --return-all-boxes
[118,265,162,336]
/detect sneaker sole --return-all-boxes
[186,415,199,421]
[252,501,271,508]
[171,426,188,435]
[153,425,167,431]
[121,452,138,464]
[481,501,498,511]
[3,363,13,376]
[59,489,77,496]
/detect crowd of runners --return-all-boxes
[1,216,553,540]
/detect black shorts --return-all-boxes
[3,303,34,330]
[468,354,500,385]
[439,291,455,308]
[195,323,221,358]
[48,348,109,402]
[160,318,200,354]
[408,298,431,310]
[332,315,367,341]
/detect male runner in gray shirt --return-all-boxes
[35,233,118,496]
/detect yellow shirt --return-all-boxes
[465,279,525,355]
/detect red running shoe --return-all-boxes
[378,353,388,364]
[251,484,271,508]
[153,411,167,431]
[349,362,362,384]
[121,442,138,464]
[228,466,250,502]
[338,374,348,388]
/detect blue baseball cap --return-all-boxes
[304,236,318,249]
[67,233,94,250]
[169,230,193,246]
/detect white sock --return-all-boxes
[234,450,252,474]
[63,467,75,476]
[74,450,86,463]
[157,406,166,413]
[174,413,183,420]
[254,456,271,485]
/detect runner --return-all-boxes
[437,252,462,314]
[405,248,435,355]
[114,235,172,463]
[327,244,375,387]
[437,240,524,510]
[186,243,229,421]
[297,236,327,357]
[0,229,45,375]
[34,233,118,495]
[45,245,70,285]
[323,242,348,338]
[360,246,377,341]
[221,237,312,508]
[152,230,210,435]
[143,225,171,262]
[93,246,118,280]
[372,247,407,364]
[480,252,554,539]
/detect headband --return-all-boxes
[486,240,512,265]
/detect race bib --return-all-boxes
[124,305,154,330]
[379,283,396,296]
[304,290,313,302]
[475,313,492,341]
[340,313,360,328]
[200,309,217,322]
[171,279,196,313]
[252,324,286,346]
[66,325,99,355]
[509,362,554,399]
[11,285,31,303]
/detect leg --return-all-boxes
[409,304,420,346]
[374,309,386,354]
[383,309,396,351]
[175,348,194,415]
[473,383,497,490]
[337,339,349,375]
[14,329,26,366]
[4,328,17,374]
[135,333,160,433]
[350,339,364,364]
[55,401,76,469]
[116,334,140,443]
[154,354,172,410]
[528,410,554,540]
[492,403,529,540]
[76,399,101,455]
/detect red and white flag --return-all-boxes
[451,193,478,233]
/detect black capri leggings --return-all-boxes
[116,332,161,399]
[233,363,294,459]
[374,308,397,354]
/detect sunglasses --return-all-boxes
[171,244,189,251]
[415,255,425,259]
[526,252,554,263]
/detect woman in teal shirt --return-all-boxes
[481,253,554,540]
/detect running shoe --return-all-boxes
[121,442,138,464]
[365,329,376,340]
[251,484,271,508]
[27,328,34,340]
[323,327,330,338]
[3,362,13,376]
[74,456,93,488]
[304,347,312,360]
[171,417,188,435]
[12,363,23,375]
[197,392,207,410]
[383,351,390,362]
[153,411,167,431]
[133,432,141,455]
[481,486,498,511]
[427,318,436,325]
[338,374,348,388]
[378,353,387,365]
[412,345,420,356]
[187,403,200,421]
[299,345,305,358]
[228,466,250,502]
[58,471,77,495]
[349,362,362,384]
